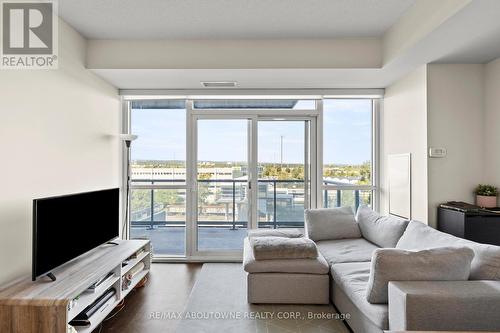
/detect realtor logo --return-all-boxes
[1,0,58,69]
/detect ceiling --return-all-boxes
[59,0,415,39]
[59,0,500,89]
[92,0,500,91]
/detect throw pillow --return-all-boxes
[356,205,409,248]
[304,207,361,242]
[366,247,474,304]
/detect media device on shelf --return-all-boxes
[32,188,120,281]
[69,287,117,327]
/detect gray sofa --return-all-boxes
[306,206,500,333]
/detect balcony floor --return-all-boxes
[131,226,249,255]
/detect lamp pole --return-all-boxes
[120,134,138,240]
[124,142,131,239]
[280,135,284,167]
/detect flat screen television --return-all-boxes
[32,188,120,281]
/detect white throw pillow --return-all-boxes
[366,247,474,304]
[304,207,361,242]
[356,205,409,248]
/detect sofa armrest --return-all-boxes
[388,280,500,331]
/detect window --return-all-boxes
[125,96,378,259]
[322,99,376,209]
[129,100,187,256]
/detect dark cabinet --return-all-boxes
[438,207,500,246]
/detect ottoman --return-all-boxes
[243,237,330,304]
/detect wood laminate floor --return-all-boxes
[97,263,202,333]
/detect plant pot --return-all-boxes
[476,195,497,208]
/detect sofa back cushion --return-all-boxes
[305,207,361,242]
[366,247,474,304]
[355,205,409,248]
[396,220,500,280]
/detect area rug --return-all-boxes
[176,263,350,333]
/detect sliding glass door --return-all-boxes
[186,101,317,258]
[257,120,311,229]
[194,118,251,253]
[190,116,313,257]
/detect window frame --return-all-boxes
[122,95,380,259]
[126,98,189,257]
[317,98,379,210]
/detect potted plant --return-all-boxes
[474,184,499,208]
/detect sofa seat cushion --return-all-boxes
[356,205,409,248]
[243,238,329,274]
[396,220,500,280]
[331,262,388,329]
[317,238,379,264]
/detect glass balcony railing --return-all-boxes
[323,188,372,209]
[130,179,373,255]
[130,179,372,229]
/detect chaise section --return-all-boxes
[248,273,329,304]
[389,280,500,331]
[317,238,379,264]
[243,238,330,304]
[330,262,388,332]
[243,238,329,274]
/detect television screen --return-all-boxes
[33,188,120,281]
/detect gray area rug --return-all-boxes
[176,263,350,333]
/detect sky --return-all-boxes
[130,99,372,165]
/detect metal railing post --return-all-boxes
[355,190,360,210]
[324,188,328,208]
[150,188,154,229]
[273,180,277,229]
[336,189,341,207]
[232,181,236,230]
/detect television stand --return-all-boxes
[46,272,57,282]
[0,240,151,333]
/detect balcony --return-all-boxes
[130,179,372,255]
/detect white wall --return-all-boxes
[381,64,491,227]
[87,38,382,69]
[380,66,428,223]
[383,0,471,64]
[484,58,500,191]
[0,20,120,286]
[426,64,484,227]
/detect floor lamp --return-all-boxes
[120,134,138,240]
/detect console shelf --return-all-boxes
[122,270,149,299]
[75,297,120,333]
[0,239,151,333]
[121,250,150,275]
[68,275,120,321]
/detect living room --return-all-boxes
[1,1,500,332]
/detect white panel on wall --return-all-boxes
[388,153,411,219]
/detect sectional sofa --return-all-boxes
[306,206,500,333]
